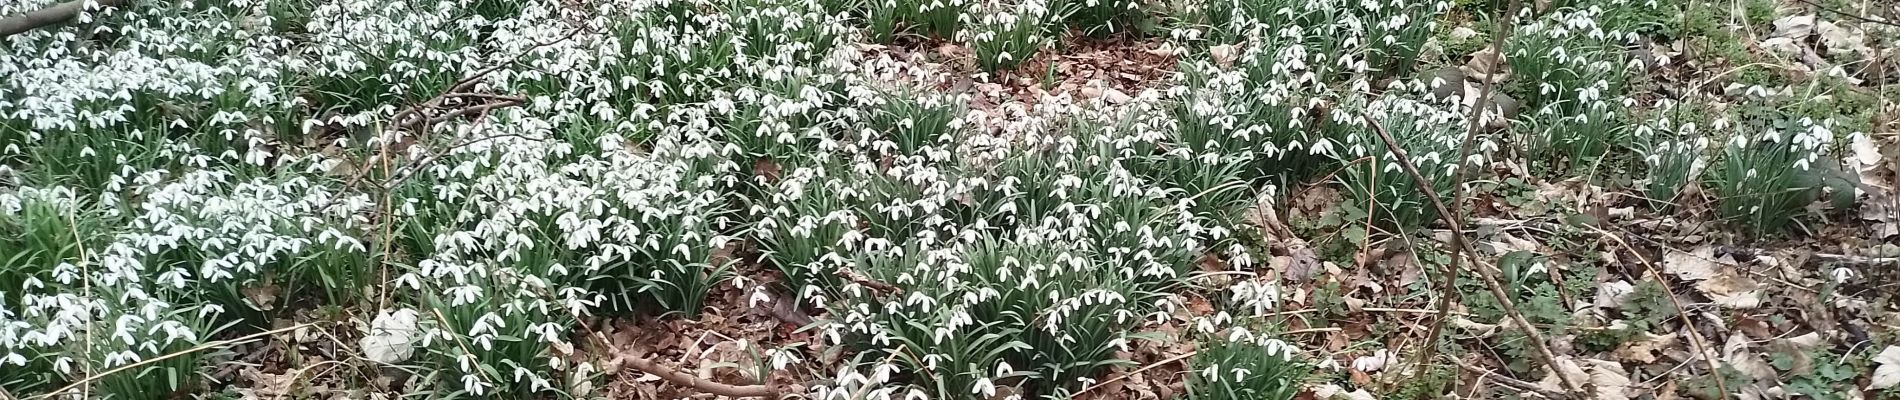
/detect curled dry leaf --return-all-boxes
[1816,20,1871,57]
[1311,383,1377,400]
[242,282,280,311]
[1209,44,1238,68]
[1722,332,1778,382]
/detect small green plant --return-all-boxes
[866,0,971,42]
[1630,100,1712,212]
[1706,109,1832,234]
[1060,0,1144,36]
[966,0,1061,72]
[1708,138,1822,234]
[1337,96,1478,231]
[1771,348,1860,400]
[1523,98,1629,173]
[866,88,967,157]
[1186,332,1308,400]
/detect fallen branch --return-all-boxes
[394,97,524,130]
[1357,113,1585,398]
[0,0,127,39]
[610,352,779,398]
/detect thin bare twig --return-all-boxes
[611,352,780,398]
[32,323,321,400]
[1449,356,1571,399]
[1581,224,1729,400]
[1357,113,1585,397]
[1412,0,1522,379]
[1073,350,1198,396]
[1793,0,1899,28]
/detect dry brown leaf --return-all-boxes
[1771,15,1817,39]
[1663,247,1725,281]
[1611,332,1677,364]
[1871,346,1900,390]
[1537,357,1634,400]
[242,282,280,311]
[1209,44,1238,68]
[1663,247,1766,308]
[1695,274,1763,308]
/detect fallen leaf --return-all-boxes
[1464,46,1506,76]
[1816,20,1871,57]
[1871,346,1900,390]
[1537,357,1634,400]
[1771,15,1817,39]
[1209,44,1237,68]
[1310,384,1376,400]
[1664,247,1725,281]
[1612,332,1677,364]
[1723,333,1777,382]
[1595,281,1636,310]
[1350,349,1392,372]
[242,282,280,311]
[1695,274,1763,309]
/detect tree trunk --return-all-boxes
[0,0,129,39]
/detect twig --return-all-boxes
[1717,246,1900,266]
[578,319,783,399]
[1793,0,1899,28]
[611,352,780,398]
[32,323,321,400]
[838,267,901,296]
[1073,350,1198,396]
[0,0,128,38]
[1412,0,1521,380]
[1358,113,1585,397]
[1448,356,1571,399]
[1406,0,1520,381]
[405,99,523,128]
[1583,225,1729,400]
